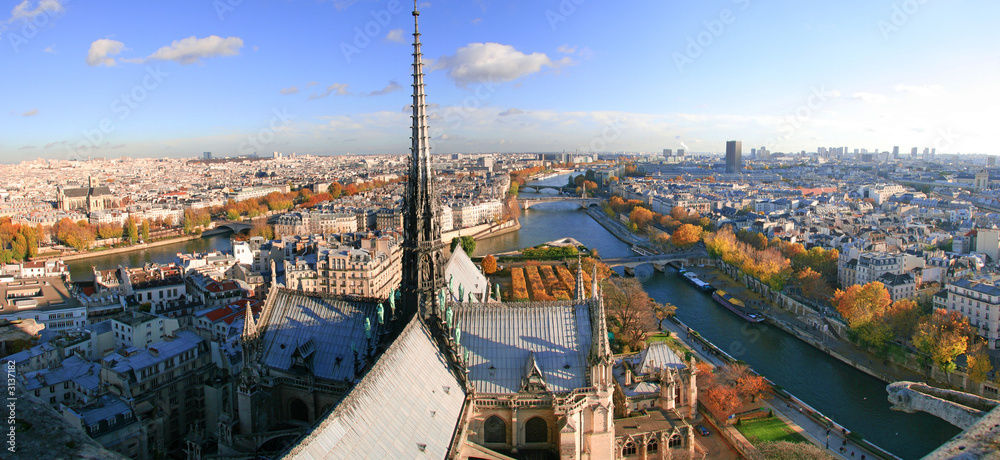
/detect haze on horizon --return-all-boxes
[2,0,997,162]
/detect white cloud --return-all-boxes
[9,0,64,22]
[365,81,401,96]
[280,86,299,95]
[309,83,351,100]
[21,109,38,116]
[894,84,944,95]
[43,45,55,53]
[557,45,576,54]
[86,39,125,66]
[384,29,405,44]
[147,35,243,65]
[434,42,573,86]
[850,92,888,104]
[498,108,524,116]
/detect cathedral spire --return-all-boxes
[401,0,446,321]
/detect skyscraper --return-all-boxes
[726,140,742,174]
[400,6,447,321]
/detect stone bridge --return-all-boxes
[602,251,708,275]
[887,381,1000,459]
[517,197,603,210]
[520,184,567,193]
[217,222,253,234]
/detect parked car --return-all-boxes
[696,425,710,436]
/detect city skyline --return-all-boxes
[2,0,999,162]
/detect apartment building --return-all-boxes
[284,234,402,298]
[937,279,1000,349]
[274,211,358,238]
[838,251,904,288]
[100,330,214,456]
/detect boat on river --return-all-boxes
[712,289,765,323]
[681,271,713,291]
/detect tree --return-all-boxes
[450,236,476,255]
[885,298,922,340]
[140,219,150,242]
[481,254,498,274]
[609,196,625,213]
[966,339,994,383]
[508,181,519,196]
[913,309,972,371]
[671,224,703,248]
[124,216,138,245]
[629,207,654,230]
[328,182,343,199]
[795,267,832,302]
[249,222,275,241]
[833,282,892,327]
[703,384,742,419]
[653,302,677,330]
[602,278,655,349]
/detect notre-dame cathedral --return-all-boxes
[213,3,699,459]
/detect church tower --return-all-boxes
[400,1,447,321]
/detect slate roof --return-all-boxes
[283,317,466,460]
[259,290,382,382]
[21,354,99,392]
[455,300,593,394]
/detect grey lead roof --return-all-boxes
[259,291,382,382]
[455,301,593,394]
[283,317,466,460]
[629,342,685,376]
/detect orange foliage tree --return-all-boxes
[481,255,498,274]
[671,224,703,248]
[913,309,972,372]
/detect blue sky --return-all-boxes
[1,0,997,162]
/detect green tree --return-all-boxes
[450,236,476,255]
[125,216,139,245]
[140,219,150,242]
[508,181,519,197]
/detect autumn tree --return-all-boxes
[140,219,150,242]
[885,298,922,340]
[249,222,275,241]
[481,254,498,274]
[703,384,742,419]
[602,278,656,350]
[913,309,972,373]
[653,302,677,330]
[795,267,832,302]
[833,282,892,327]
[124,216,139,245]
[629,207,654,231]
[671,224,703,248]
[965,339,994,383]
[609,196,626,213]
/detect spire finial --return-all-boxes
[575,254,585,302]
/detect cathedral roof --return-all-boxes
[455,300,593,394]
[283,317,466,460]
[630,342,685,376]
[444,246,488,301]
[259,290,384,382]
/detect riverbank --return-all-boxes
[35,233,208,263]
[584,207,649,249]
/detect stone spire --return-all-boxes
[400,0,446,321]
[575,255,585,302]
